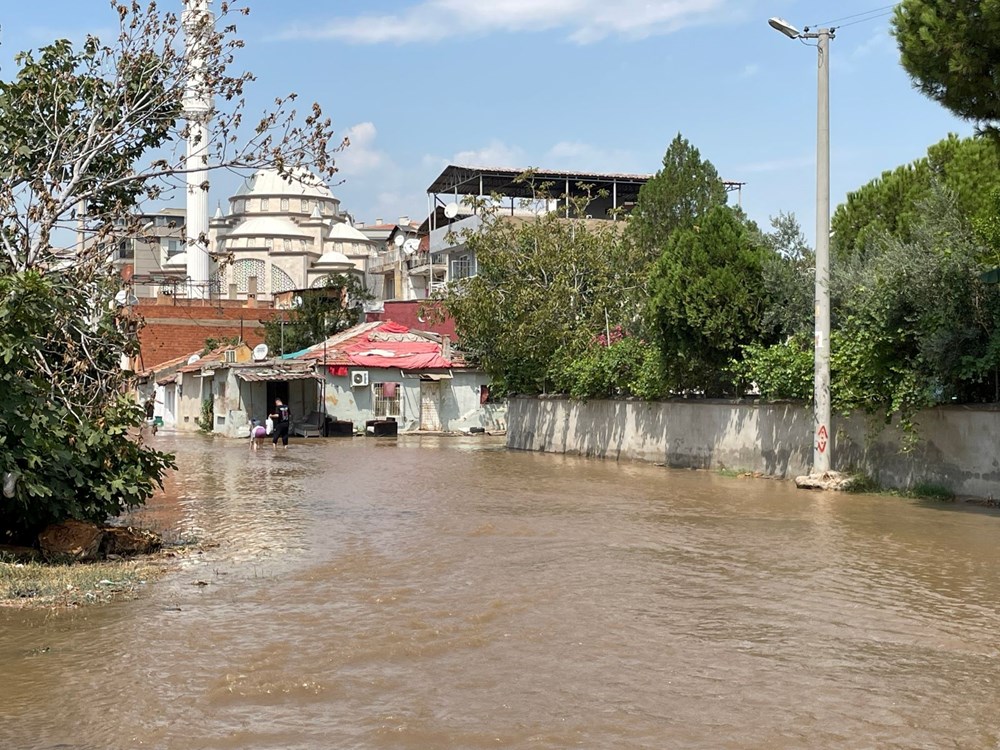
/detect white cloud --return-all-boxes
[739,63,760,79]
[850,29,895,60]
[545,141,639,173]
[451,140,527,167]
[336,122,389,177]
[277,0,733,45]
[833,28,897,73]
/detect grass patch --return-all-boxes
[907,482,956,501]
[845,473,882,494]
[844,474,956,502]
[0,555,170,609]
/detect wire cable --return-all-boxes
[812,5,895,28]
[834,10,894,30]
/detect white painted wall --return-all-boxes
[507,396,1000,498]
[322,368,505,433]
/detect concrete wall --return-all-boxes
[507,396,1000,498]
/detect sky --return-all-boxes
[0,1,975,244]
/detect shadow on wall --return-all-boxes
[507,396,1000,497]
[509,396,813,477]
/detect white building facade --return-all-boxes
[206,168,374,302]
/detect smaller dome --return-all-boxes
[327,221,372,243]
[313,250,353,271]
[164,251,187,268]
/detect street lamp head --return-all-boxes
[768,17,801,39]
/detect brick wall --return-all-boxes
[137,300,283,370]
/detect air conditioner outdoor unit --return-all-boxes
[351,370,369,388]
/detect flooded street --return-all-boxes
[3,434,1000,749]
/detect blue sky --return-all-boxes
[0,1,974,243]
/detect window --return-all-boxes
[301,198,311,213]
[280,197,289,211]
[260,198,269,211]
[282,238,291,252]
[451,255,473,280]
[162,238,182,258]
[373,382,401,418]
[117,240,132,260]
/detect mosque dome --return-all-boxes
[327,221,372,243]
[233,168,335,201]
[313,250,353,271]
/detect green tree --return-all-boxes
[758,212,814,340]
[740,186,1000,429]
[440,206,644,395]
[0,1,341,539]
[263,274,372,355]
[893,1,1000,133]
[831,134,1000,258]
[628,133,728,258]
[646,205,772,396]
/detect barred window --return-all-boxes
[373,382,401,418]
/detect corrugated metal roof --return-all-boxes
[426,164,653,200]
[235,368,319,382]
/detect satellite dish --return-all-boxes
[187,354,201,365]
[402,238,419,256]
[252,343,269,361]
[393,233,405,247]
[113,290,138,308]
[443,202,459,219]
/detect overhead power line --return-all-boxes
[834,10,894,30]
[812,5,896,29]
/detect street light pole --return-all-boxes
[769,17,835,474]
[813,27,832,474]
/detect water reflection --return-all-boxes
[2,434,1000,749]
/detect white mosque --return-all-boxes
[200,168,375,302]
[132,1,376,305]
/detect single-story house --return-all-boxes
[292,320,505,434]
[141,321,504,438]
[137,342,252,431]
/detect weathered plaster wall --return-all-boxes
[208,373,321,439]
[322,368,505,433]
[506,396,1000,498]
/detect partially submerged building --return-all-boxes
[143,320,502,438]
[294,320,501,434]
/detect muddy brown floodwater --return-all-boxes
[3,434,1000,749]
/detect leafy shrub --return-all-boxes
[0,272,175,540]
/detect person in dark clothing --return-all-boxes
[269,398,291,449]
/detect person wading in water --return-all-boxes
[269,398,291,450]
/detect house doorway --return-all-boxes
[266,381,290,415]
[420,380,441,431]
